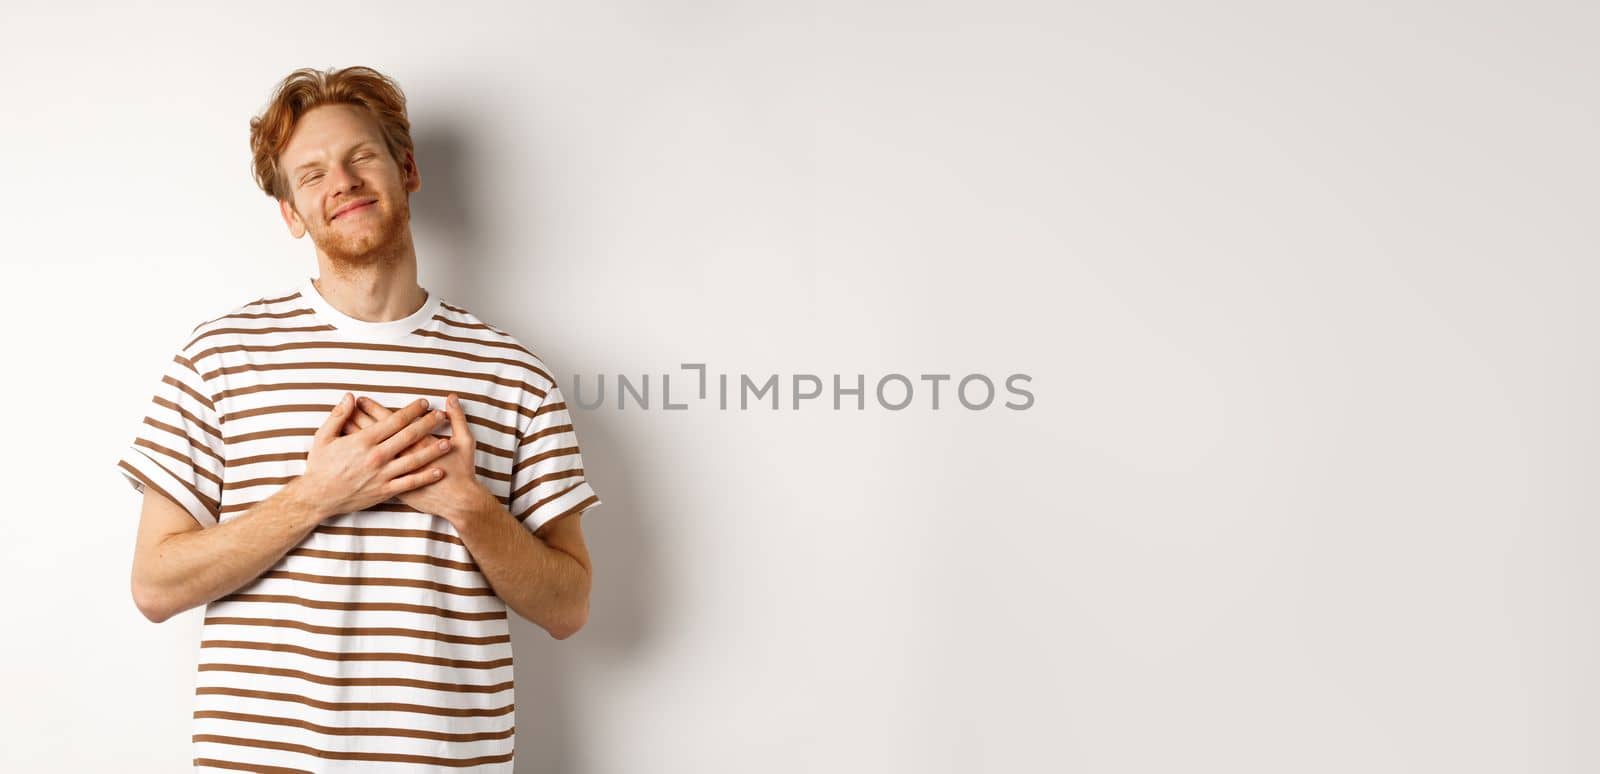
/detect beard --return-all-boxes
[304,194,412,276]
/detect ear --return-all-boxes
[401,150,421,194]
[278,197,307,239]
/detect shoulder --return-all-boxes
[429,298,560,396]
[178,284,312,363]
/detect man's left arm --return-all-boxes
[447,490,592,640]
[346,392,595,639]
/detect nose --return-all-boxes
[327,160,364,199]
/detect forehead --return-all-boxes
[281,104,384,167]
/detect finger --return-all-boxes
[359,397,432,446]
[376,408,448,460]
[350,405,378,430]
[445,393,472,447]
[340,403,378,436]
[385,433,453,478]
[313,393,355,446]
[357,397,397,419]
[385,464,447,497]
[358,400,439,454]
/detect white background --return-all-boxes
[2,1,1595,772]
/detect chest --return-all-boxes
[204,338,529,524]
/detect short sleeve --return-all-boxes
[509,382,602,532]
[114,347,226,528]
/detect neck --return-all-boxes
[312,240,426,323]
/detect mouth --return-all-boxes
[332,200,377,221]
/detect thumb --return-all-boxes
[446,393,472,445]
[314,393,354,446]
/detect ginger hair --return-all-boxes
[248,66,414,201]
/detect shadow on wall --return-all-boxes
[412,123,662,774]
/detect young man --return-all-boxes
[116,66,601,772]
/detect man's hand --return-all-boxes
[340,393,488,523]
[296,393,454,518]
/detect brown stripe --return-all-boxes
[513,480,585,523]
[223,497,435,515]
[162,371,216,413]
[524,493,600,527]
[219,486,515,518]
[532,399,567,419]
[287,546,481,574]
[196,686,512,716]
[260,291,304,305]
[192,339,551,384]
[346,401,520,443]
[197,640,512,670]
[191,734,514,767]
[186,323,337,350]
[193,757,311,774]
[118,459,215,522]
[219,404,515,447]
[223,308,315,321]
[204,616,508,645]
[214,382,538,421]
[201,359,544,396]
[172,354,220,407]
[222,450,303,467]
[223,402,330,422]
[224,437,514,464]
[153,394,223,438]
[190,293,307,330]
[222,401,508,435]
[194,710,514,742]
[198,308,316,325]
[413,328,537,359]
[124,450,221,515]
[315,525,466,546]
[223,474,296,491]
[141,416,225,465]
[522,423,574,446]
[222,461,507,490]
[223,426,309,445]
[432,313,500,332]
[134,438,224,488]
[257,569,494,596]
[511,468,585,501]
[198,662,512,693]
[215,592,502,621]
[511,446,579,476]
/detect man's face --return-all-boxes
[277,104,420,270]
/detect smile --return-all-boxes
[332,201,376,220]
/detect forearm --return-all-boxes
[452,489,590,638]
[134,480,328,623]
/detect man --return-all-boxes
[116,65,601,772]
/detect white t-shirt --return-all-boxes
[116,276,601,772]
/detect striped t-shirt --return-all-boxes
[115,275,601,772]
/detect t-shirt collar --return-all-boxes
[299,275,441,342]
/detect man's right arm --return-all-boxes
[129,480,326,624]
[128,395,453,623]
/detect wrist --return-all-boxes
[280,478,334,524]
[449,483,499,528]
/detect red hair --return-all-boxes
[248,66,414,201]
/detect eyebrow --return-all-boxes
[290,141,379,178]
